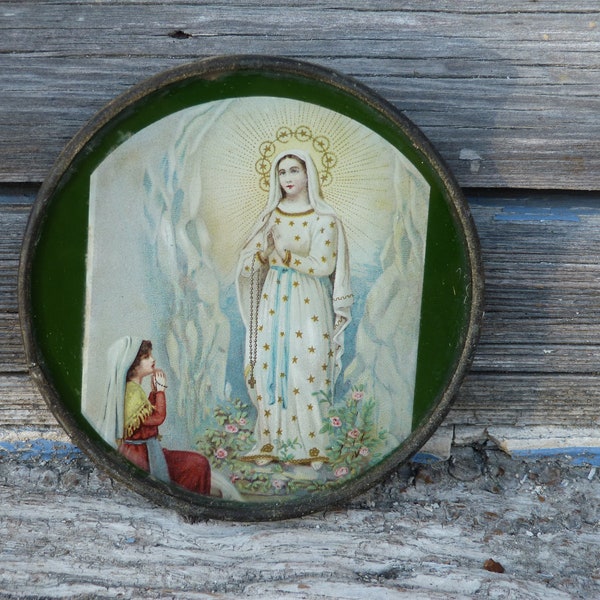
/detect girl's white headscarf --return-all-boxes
[237,149,353,381]
[101,335,144,448]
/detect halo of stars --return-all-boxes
[255,126,337,192]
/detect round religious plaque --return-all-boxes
[19,55,483,520]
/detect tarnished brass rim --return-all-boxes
[19,55,483,521]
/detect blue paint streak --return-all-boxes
[414,446,600,467]
[3,440,600,473]
[509,446,600,467]
[0,439,81,462]
[412,452,443,464]
[494,206,580,222]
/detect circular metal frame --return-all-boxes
[19,55,483,521]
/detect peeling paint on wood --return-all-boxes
[1,443,597,598]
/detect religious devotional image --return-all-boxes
[80,96,431,501]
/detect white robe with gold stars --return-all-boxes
[240,206,341,465]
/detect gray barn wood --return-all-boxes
[1,1,599,597]
[1,1,599,188]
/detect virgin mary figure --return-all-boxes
[236,149,353,469]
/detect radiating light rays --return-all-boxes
[199,97,407,272]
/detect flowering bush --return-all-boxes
[196,396,291,495]
[196,383,389,498]
[334,466,349,478]
[318,383,388,479]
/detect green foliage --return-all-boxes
[196,384,390,497]
[318,383,388,480]
[196,396,286,495]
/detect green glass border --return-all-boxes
[21,56,482,520]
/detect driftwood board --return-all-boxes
[1,442,598,598]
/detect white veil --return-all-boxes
[236,149,353,381]
[101,335,144,448]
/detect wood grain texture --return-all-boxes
[4,192,600,434]
[1,1,599,188]
[0,444,596,598]
[2,4,600,594]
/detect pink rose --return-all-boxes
[225,424,239,433]
[215,448,228,459]
[238,418,247,426]
[352,390,365,401]
[348,428,360,439]
[359,446,370,456]
[330,417,342,427]
[334,466,349,478]
[272,479,285,490]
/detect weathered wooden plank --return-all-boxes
[4,0,600,10]
[450,373,600,427]
[0,442,596,598]
[1,2,599,188]
[469,196,600,365]
[5,370,600,433]
[0,375,55,427]
[0,314,27,372]
[5,193,600,432]
[487,425,600,455]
